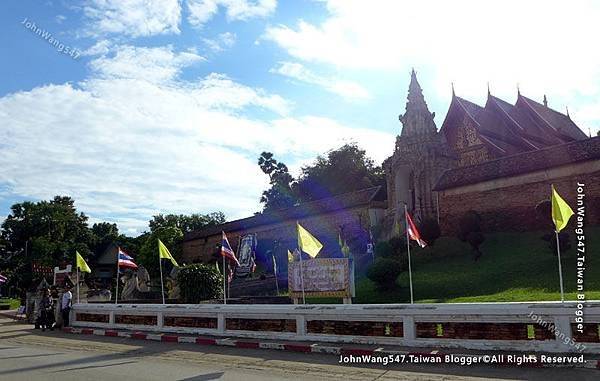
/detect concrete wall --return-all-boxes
[71,301,600,354]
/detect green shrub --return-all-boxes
[375,237,406,258]
[374,241,393,258]
[419,218,441,246]
[458,211,486,261]
[366,257,405,288]
[177,264,223,303]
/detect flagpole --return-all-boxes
[404,204,414,304]
[299,250,306,304]
[227,262,231,300]
[273,256,279,295]
[296,221,307,304]
[159,249,165,305]
[555,231,565,303]
[76,266,80,304]
[223,255,226,305]
[115,249,120,305]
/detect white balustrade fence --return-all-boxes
[71,301,600,353]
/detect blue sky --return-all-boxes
[1,0,599,235]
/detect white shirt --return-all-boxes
[61,290,72,309]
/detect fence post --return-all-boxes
[296,315,307,337]
[217,313,225,333]
[553,316,573,351]
[403,316,416,341]
[157,312,164,328]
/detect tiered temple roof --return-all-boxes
[441,91,588,157]
[434,136,600,191]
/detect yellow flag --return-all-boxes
[76,251,91,273]
[287,249,294,262]
[297,222,323,257]
[341,240,351,257]
[551,185,574,233]
[394,220,401,236]
[158,239,179,267]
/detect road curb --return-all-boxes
[59,327,600,370]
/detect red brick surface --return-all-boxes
[572,323,600,343]
[76,313,109,323]
[307,320,403,337]
[439,170,600,234]
[115,314,157,326]
[164,316,217,329]
[226,318,296,332]
[416,322,555,341]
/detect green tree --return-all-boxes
[138,226,184,278]
[0,196,93,289]
[295,143,384,201]
[149,212,226,234]
[257,144,385,212]
[258,152,297,211]
[138,211,226,276]
[89,222,120,260]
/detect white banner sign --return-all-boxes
[288,258,350,297]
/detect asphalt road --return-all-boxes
[0,316,598,381]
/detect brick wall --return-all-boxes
[572,323,600,343]
[226,318,296,332]
[182,206,372,264]
[76,313,109,323]
[164,316,217,329]
[115,314,157,326]
[416,322,555,340]
[439,167,600,234]
[307,320,403,337]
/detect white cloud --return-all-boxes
[89,45,205,84]
[83,0,182,37]
[82,39,112,56]
[187,0,276,27]
[572,102,600,136]
[203,32,237,52]
[0,45,391,234]
[264,0,600,102]
[55,15,67,24]
[193,72,290,115]
[271,61,370,100]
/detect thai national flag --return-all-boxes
[221,231,240,266]
[117,248,138,268]
[405,211,427,248]
[0,274,7,283]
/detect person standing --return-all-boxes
[40,289,54,331]
[60,285,73,327]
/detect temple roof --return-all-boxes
[441,91,588,157]
[183,186,386,241]
[434,136,600,191]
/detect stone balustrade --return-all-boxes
[71,301,600,353]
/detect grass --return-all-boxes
[0,298,20,310]
[255,227,598,304]
[352,226,600,304]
